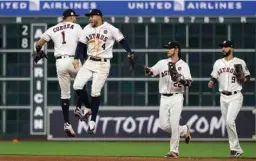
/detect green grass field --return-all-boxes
[0,141,255,158]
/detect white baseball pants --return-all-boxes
[158,94,187,154]
[56,56,81,99]
[220,91,243,153]
[73,58,110,97]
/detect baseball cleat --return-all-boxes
[185,125,191,144]
[229,150,243,157]
[74,107,91,123]
[87,121,96,135]
[64,122,75,137]
[165,152,179,158]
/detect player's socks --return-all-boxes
[75,85,91,109]
[61,99,70,123]
[76,96,82,109]
[90,96,101,121]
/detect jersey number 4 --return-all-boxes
[102,43,106,50]
[61,31,66,44]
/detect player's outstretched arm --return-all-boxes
[119,39,135,71]
[144,66,153,76]
[32,39,48,64]
[36,39,47,50]
[73,42,87,69]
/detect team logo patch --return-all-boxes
[104,30,108,34]
[178,67,181,71]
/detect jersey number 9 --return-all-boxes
[232,76,236,83]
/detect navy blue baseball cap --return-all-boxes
[63,9,79,18]
[85,9,103,17]
[219,40,234,48]
[164,41,181,50]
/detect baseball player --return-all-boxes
[208,40,250,157]
[72,9,135,134]
[144,41,191,158]
[34,9,83,137]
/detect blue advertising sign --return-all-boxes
[0,0,256,16]
[47,107,255,141]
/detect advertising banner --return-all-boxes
[47,107,255,141]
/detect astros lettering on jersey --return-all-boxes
[79,22,124,59]
[211,57,250,92]
[150,59,192,94]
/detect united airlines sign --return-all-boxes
[0,0,255,16]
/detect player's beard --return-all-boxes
[89,19,96,27]
[90,21,96,27]
[222,49,231,57]
[167,52,175,58]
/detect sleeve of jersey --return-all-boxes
[112,27,124,42]
[242,60,250,76]
[40,29,51,42]
[79,27,88,44]
[210,62,218,78]
[183,64,192,81]
[77,25,83,40]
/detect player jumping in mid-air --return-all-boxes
[144,41,191,158]
[34,9,83,137]
[208,40,250,157]
[72,9,135,134]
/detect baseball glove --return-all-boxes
[234,64,244,84]
[127,52,135,71]
[168,62,181,82]
[32,50,48,63]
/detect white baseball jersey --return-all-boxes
[41,21,82,57]
[79,22,124,59]
[211,57,250,92]
[150,59,192,94]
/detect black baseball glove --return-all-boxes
[168,62,181,82]
[32,50,48,63]
[234,64,244,84]
[127,52,135,71]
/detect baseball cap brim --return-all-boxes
[164,44,178,49]
[219,43,233,48]
[85,13,92,16]
[85,13,102,16]
[218,44,223,47]
[164,45,169,48]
